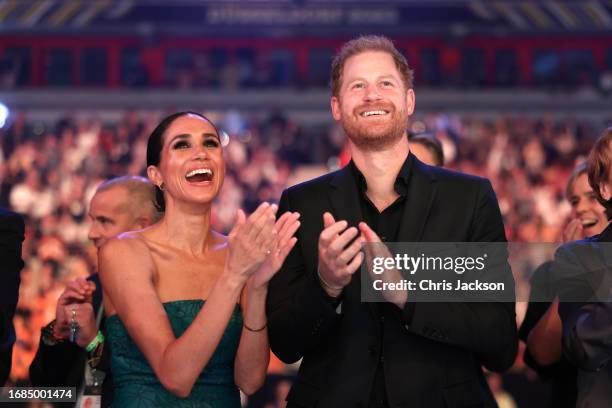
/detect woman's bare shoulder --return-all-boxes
[98,230,156,272]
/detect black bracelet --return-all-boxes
[243,322,267,332]
[41,320,64,346]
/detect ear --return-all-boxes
[405,88,415,116]
[331,96,341,121]
[147,165,163,187]
[132,215,152,230]
[600,182,611,201]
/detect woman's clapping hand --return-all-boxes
[248,210,300,290]
[226,202,280,283]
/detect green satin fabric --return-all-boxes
[106,300,243,408]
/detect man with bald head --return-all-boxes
[87,176,161,248]
[30,176,161,408]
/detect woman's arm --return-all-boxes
[100,205,279,397]
[526,298,562,366]
[234,211,300,395]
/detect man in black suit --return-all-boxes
[29,176,160,407]
[267,36,517,408]
[0,208,24,386]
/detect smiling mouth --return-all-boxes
[581,219,598,228]
[185,168,213,183]
[360,110,389,118]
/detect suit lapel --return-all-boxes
[397,157,437,242]
[328,165,363,228]
[327,159,437,320]
[328,165,378,319]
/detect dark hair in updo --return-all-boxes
[146,111,220,212]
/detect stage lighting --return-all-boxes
[0,102,8,129]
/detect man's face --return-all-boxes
[331,50,414,151]
[87,187,138,249]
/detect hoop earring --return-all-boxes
[158,183,164,191]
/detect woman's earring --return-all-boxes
[159,183,164,191]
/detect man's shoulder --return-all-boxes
[0,208,25,240]
[284,167,343,196]
[415,162,490,198]
[0,208,25,226]
[425,163,488,187]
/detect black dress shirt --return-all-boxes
[349,156,412,408]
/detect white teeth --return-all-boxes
[186,168,212,178]
[582,219,597,227]
[362,110,388,117]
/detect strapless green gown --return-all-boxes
[106,300,243,407]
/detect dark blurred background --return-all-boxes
[1,1,612,407]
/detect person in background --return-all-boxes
[520,162,608,408]
[556,127,612,407]
[0,208,24,385]
[408,133,444,166]
[29,176,161,407]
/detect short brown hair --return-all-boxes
[565,162,587,201]
[330,35,414,97]
[587,127,612,219]
[97,176,163,223]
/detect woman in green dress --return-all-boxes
[99,112,300,407]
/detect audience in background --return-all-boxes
[1,109,611,408]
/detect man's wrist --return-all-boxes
[317,268,344,298]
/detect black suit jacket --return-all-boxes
[267,155,518,408]
[0,208,24,386]
[29,273,113,407]
[557,222,612,408]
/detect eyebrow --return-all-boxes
[346,75,399,85]
[169,133,219,144]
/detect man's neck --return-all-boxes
[350,137,410,211]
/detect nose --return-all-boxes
[574,197,588,216]
[193,143,209,160]
[88,223,101,243]
[364,83,382,102]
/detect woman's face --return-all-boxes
[568,173,607,237]
[149,114,225,207]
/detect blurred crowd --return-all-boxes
[2,45,612,93]
[1,108,611,406]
